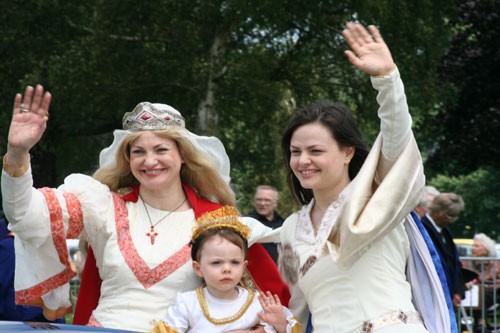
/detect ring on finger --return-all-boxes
[20,103,29,113]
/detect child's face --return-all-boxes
[192,235,247,300]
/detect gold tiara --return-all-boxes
[191,206,251,242]
[122,102,185,131]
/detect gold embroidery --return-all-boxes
[300,255,317,276]
[290,321,303,333]
[196,287,255,325]
[240,269,258,292]
[116,187,133,196]
[149,320,179,333]
[358,310,423,332]
[191,206,251,241]
[2,154,29,177]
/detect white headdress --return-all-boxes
[99,102,231,184]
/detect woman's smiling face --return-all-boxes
[290,122,352,195]
[129,132,183,191]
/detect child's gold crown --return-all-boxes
[191,206,251,242]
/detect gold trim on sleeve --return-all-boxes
[2,154,29,177]
[149,320,180,333]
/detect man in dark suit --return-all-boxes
[421,192,466,308]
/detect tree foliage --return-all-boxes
[418,0,500,238]
[429,167,500,240]
[423,0,500,177]
[0,0,496,228]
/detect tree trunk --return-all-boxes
[196,30,227,136]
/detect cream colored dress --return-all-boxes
[280,68,428,332]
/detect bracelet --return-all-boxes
[2,154,29,177]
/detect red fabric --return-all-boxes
[247,243,291,306]
[73,184,290,324]
[73,247,100,325]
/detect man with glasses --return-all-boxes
[421,192,466,308]
[246,185,284,263]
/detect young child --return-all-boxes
[150,206,300,333]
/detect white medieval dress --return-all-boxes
[280,68,445,333]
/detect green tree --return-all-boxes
[0,0,466,217]
[429,167,500,240]
[420,0,500,237]
[424,0,500,177]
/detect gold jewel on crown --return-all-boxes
[192,206,251,242]
[122,102,185,131]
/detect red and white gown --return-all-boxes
[1,173,286,332]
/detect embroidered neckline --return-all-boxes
[113,193,192,288]
[295,183,352,272]
[196,287,255,325]
[296,190,347,246]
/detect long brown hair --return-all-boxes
[281,100,369,205]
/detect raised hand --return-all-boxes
[7,84,51,167]
[342,22,396,77]
[257,291,287,333]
